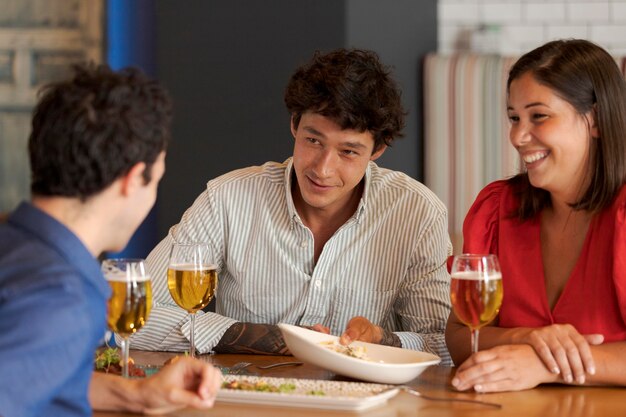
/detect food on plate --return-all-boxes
[319,340,374,361]
[220,375,398,400]
[222,380,298,394]
[94,347,146,377]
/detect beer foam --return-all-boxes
[169,263,218,271]
[104,271,151,282]
[451,271,502,280]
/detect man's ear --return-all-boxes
[290,116,297,139]
[370,144,387,161]
[119,162,147,196]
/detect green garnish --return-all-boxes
[278,383,296,393]
[95,347,120,370]
[307,390,326,396]
[221,381,300,394]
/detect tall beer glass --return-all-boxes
[450,254,503,354]
[167,243,218,357]
[101,258,152,378]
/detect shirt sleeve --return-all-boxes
[128,184,237,354]
[462,180,506,255]
[0,277,92,417]
[393,208,453,366]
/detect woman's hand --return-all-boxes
[451,344,559,392]
[516,324,603,384]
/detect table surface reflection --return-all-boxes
[93,350,626,417]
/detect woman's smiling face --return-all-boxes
[507,71,597,203]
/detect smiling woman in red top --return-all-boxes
[446,39,626,392]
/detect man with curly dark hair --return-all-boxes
[133,49,453,364]
[0,64,221,417]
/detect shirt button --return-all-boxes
[314,279,321,288]
[300,241,308,248]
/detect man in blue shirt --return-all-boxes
[0,64,221,417]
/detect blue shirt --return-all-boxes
[0,202,111,417]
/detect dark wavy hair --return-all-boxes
[29,63,172,199]
[284,48,405,153]
[507,39,626,219]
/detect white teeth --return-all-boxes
[523,151,549,163]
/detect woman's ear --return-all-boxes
[588,105,599,139]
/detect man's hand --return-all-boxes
[91,357,221,414]
[137,357,222,414]
[214,322,290,355]
[306,324,330,334]
[451,344,562,393]
[339,316,401,347]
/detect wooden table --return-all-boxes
[94,351,626,417]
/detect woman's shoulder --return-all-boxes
[614,184,626,207]
[609,184,626,223]
[475,179,509,200]
[468,179,516,219]
[462,179,520,254]
[597,184,626,221]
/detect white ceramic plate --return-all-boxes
[218,375,399,411]
[278,323,441,384]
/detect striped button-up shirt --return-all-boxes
[130,158,453,364]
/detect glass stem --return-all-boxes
[189,312,196,358]
[120,336,130,378]
[470,328,480,354]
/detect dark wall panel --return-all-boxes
[154,1,437,237]
[155,0,345,235]
[346,0,437,181]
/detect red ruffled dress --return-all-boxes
[462,180,626,342]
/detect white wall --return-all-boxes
[438,0,626,55]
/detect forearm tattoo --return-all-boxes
[214,322,290,355]
[379,328,402,348]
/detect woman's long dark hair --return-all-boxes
[507,39,626,220]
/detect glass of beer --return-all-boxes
[450,254,503,354]
[101,258,152,378]
[167,242,218,357]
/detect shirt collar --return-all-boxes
[355,162,372,222]
[8,202,111,299]
[283,158,299,229]
[283,158,373,227]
